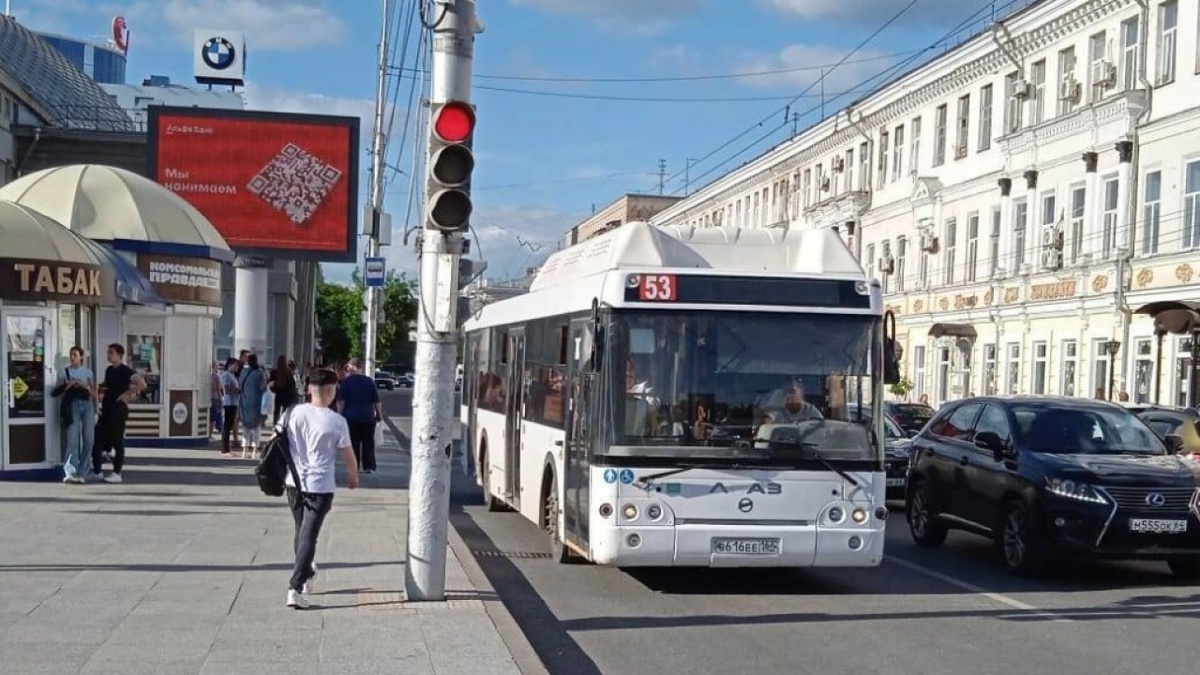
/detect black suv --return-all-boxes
[905,396,1200,578]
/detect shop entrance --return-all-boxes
[2,309,56,472]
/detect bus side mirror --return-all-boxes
[882,310,901,385]
[591,326,604,372]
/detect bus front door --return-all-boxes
[504,330,526,509]
[563,319,592,548]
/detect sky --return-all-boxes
[13,0,1033,284]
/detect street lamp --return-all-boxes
[1104,340,1122,401]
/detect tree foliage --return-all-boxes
[315,271,418,367]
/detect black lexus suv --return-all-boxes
[905,396,1200,578]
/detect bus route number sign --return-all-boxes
[638,274,677,301]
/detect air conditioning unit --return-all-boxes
[1011,78,1032,99]
[1040,248,1063,271]
[1092,60,1117,88]
[920,232,940,253]
[1058,77,1081,102]
[1041,227,1064,251]
[880,255,896,275]
[954,145,968,160]
[833,156,845,172]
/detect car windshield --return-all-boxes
[601,310,881,463]
[883,415,904,440]
[890,404,933,425]
[1011,403,1166,455]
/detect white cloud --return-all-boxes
[735,44,896,95]
[509,0,704,35]
[242,82,378,130]
[156,0,347,50]
[765,0,983,25]
[469,204,582,281]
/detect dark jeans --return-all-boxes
[286,488,334,592]
[221,405,239,452]
[92,400,128,474]
[348,420,376,471]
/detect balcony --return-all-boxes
[802,190,871,228]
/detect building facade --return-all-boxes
[650,0,1200,409]
[36,32,127,85]
[565,193,683,246]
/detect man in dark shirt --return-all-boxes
[335,358,382,474]
[92,343,144,483]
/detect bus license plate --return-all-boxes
[1129,519,1188,534]
[712,537,780,555]
[886,478,905,487]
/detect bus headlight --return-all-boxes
[622,503,638,520]
[852,508,867,523]
[646,504,663,521]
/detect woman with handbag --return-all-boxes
[59,346,98,484]
[238,353,268,459]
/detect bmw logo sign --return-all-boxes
[202,37,237,70]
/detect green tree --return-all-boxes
[377,271,418,368]
[315,271,418,368]
[315,281,362,364]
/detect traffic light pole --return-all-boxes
[363,0,392,378]
[405,0,479,602]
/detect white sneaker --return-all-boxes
[103,472,123,484]
[302,562,318,594]
[286,589,310,609]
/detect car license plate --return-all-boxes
[886,477,905,487]
[1129,518,1188,534]
[712,537,780,555]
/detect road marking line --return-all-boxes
[887,556,1072,623]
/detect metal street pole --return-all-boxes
[363,0,392,378]
[405,0,479,602]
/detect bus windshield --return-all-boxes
[602,309,881,463]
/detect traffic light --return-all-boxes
[426,100,475,232]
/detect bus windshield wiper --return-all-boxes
[635,461,778,488]
[768,438,860,487]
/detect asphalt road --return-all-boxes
[382,389,1200,675]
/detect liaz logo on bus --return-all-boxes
[635,274,677,302]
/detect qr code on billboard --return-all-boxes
[246,143,343,225]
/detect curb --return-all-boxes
[383,415,548,675]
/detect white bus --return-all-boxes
[461,221,901,567]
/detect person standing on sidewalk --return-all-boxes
[92,343,144,483]
[238,353,267,459]
[284,367,358,609]
[335,358,381,474]
[219,357,241,456]
[269,355,300,424]
[61,346,98,484]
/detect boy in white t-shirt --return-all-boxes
[284,367,359,609]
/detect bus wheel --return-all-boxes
[480,448,503,512]
[543,471,572,564]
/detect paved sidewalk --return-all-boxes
[0,431,521,674]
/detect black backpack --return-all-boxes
[255,407,303,497]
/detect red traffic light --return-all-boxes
[433,101,474,143]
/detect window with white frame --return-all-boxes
[1121,16,1140,91]
[866,243,876,281]
[1006,342,1021,395]
[814,165,824,204]
[1093,338,1112,399]
[990,207,1001,272]
[1061,340,1078,396]
[859,141,870,191]
[979,84,993,150]
[1185,159,1200,250]
[983,343,998,395]
[909,116,921,174]
[1032,341,1048,395]
[791,173,801,219]
[1070,185,1086,264]
[1030,60,1046,125]
[1134,338,1153,403]
[802,169,812,208]
[1158,0,1177,85]
[943,218,957,285]
[1014,198,1028,269]
[1175,336,1193,407]
[966,212,979,282]
[762,187,770,226]
[937,347,952,403]
[1102,176,1119,259]
[1041,190,1057,264]
[1143,170,1161,255]
[877,131,889,190]
[1004,72,1023,133]
[896,237,907,293]
[1088,31,1108,101]
[735,200,743,227]
[1058,46,1078,116]
[918,245,929,288]
[892,124,905,183]
[913,345,927,402]
[844,148,855,193]
[752,192,760,226]
[955,94,970,158]
[933,104,947,166]
[881,241,892,294]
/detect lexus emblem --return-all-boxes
[737,498,754,513]
[1145,492,1166,507]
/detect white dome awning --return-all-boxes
[0,164,234,262]
[0,200,117,306]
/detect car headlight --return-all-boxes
[886,444,912,459]
[1045,477,1107,505]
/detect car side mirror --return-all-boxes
[1164,434,1184,454]
[974,431,1010,459]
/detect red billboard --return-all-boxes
[147,107,360,262]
